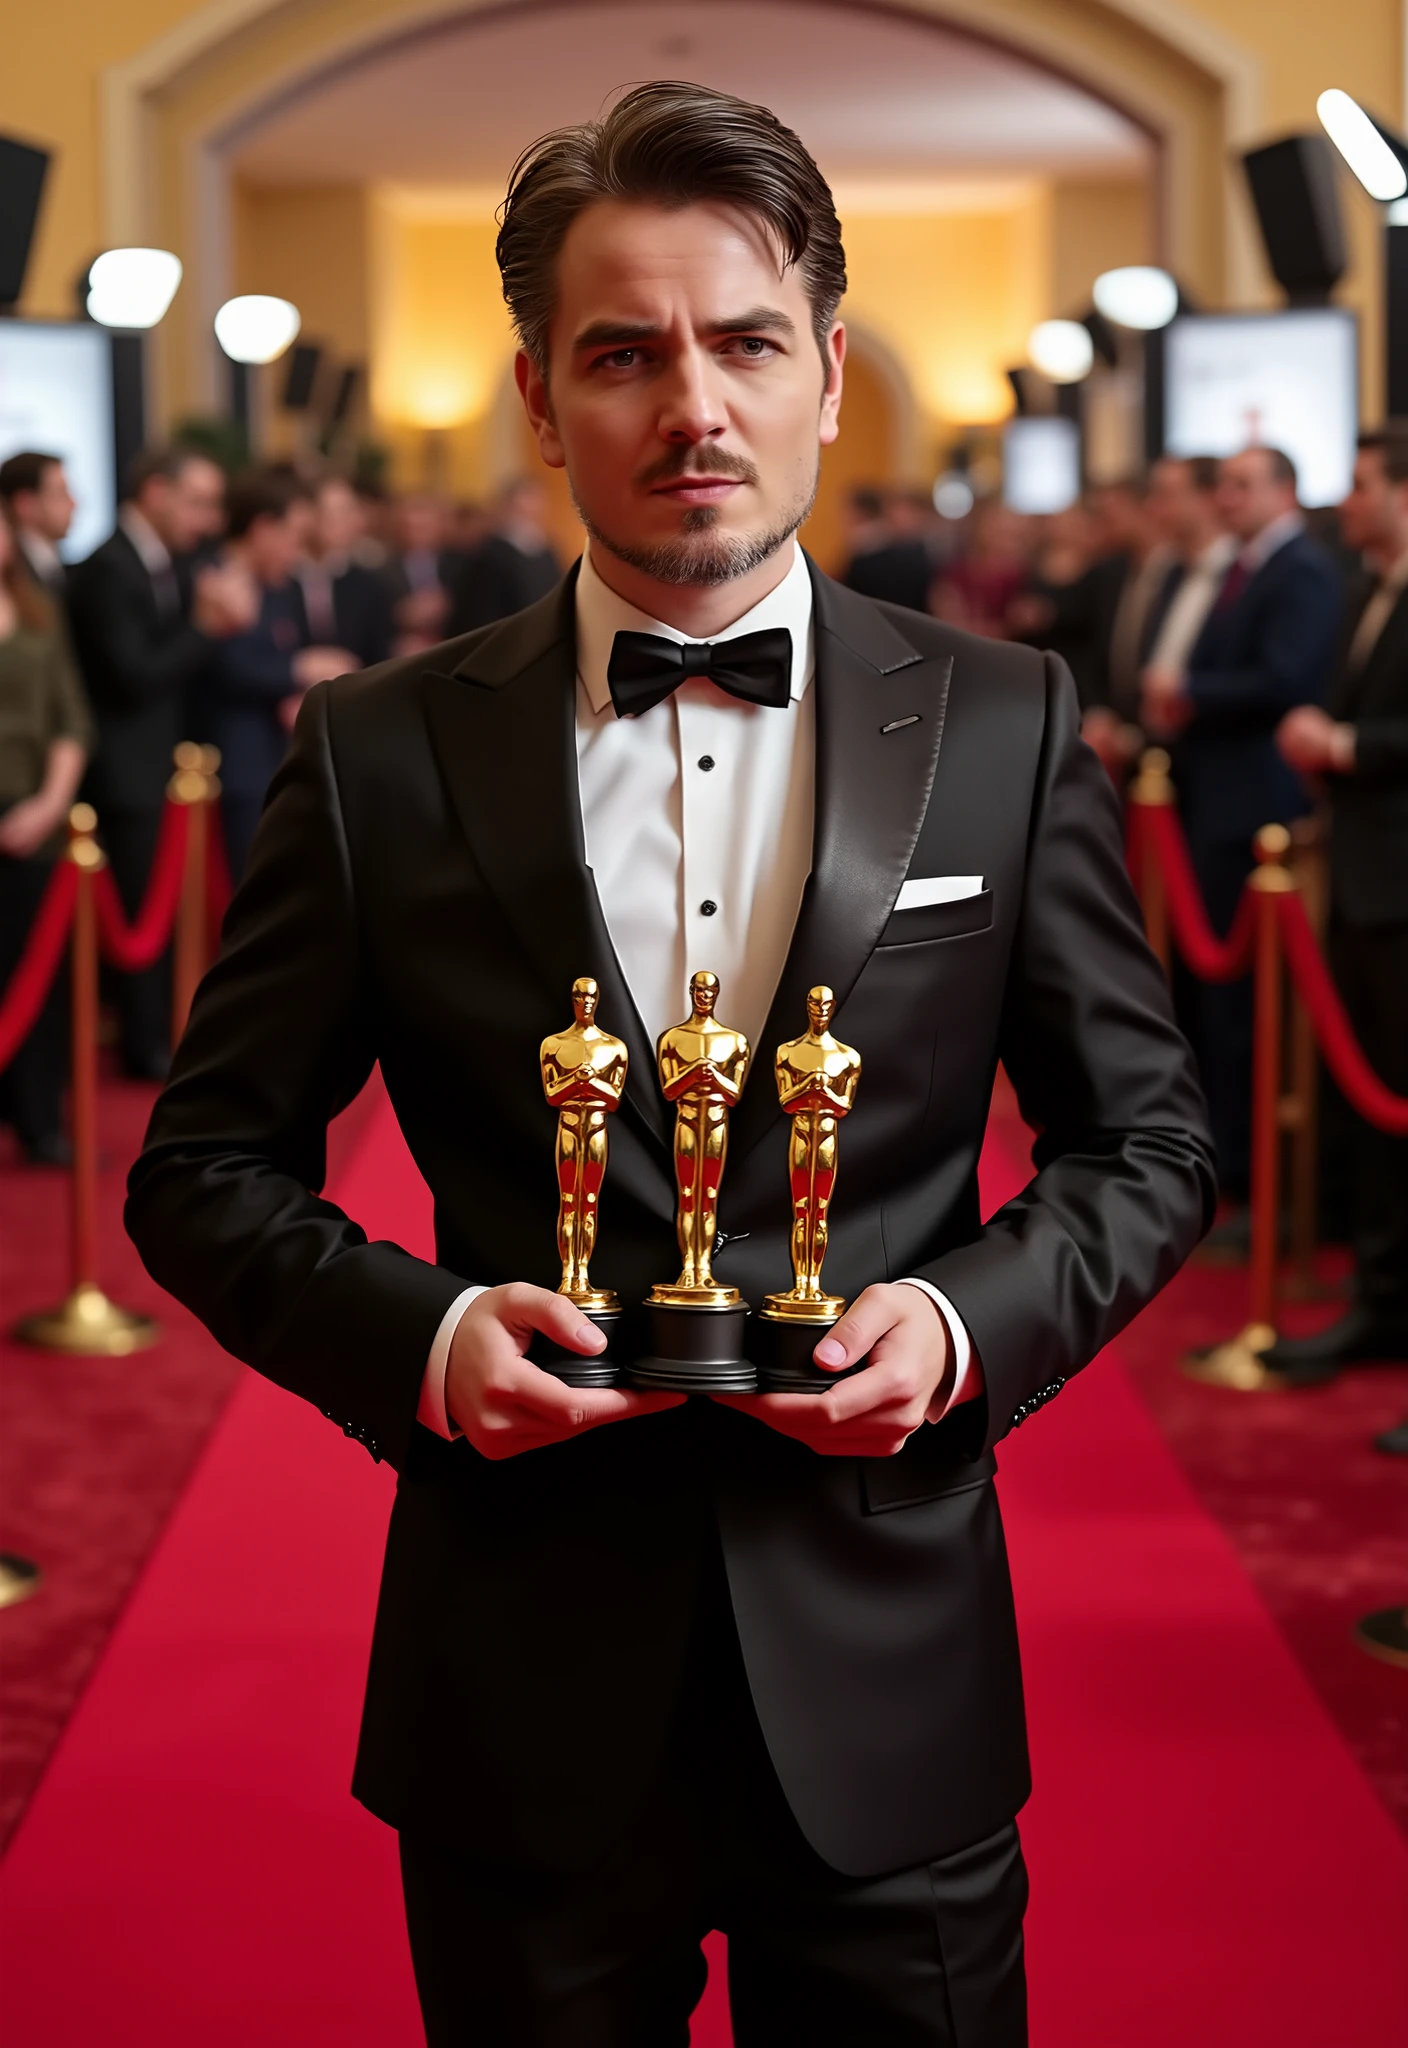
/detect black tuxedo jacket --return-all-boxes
[127,563,1214,1878]
[67,527,211,815]
[1328,576,1408,928]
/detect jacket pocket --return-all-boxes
[861,1437,997,1514]
[877,889,994,947]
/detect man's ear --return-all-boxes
[515,350,565,470]
[819,322,846,450]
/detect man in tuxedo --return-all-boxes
[0,451,77,603]
[446,475,562,634]
[128,83,1214,2045]
[1269,430,1408,1386]
[298,475,396,669]
[1143,446,1341,1192]
[67,447,251,1078]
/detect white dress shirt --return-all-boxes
[418,540,975,1436]
[1148,534,1237,677]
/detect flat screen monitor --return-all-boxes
[1002,416,1081,515]
[0,319,116,562]
[1162,308,1357,510]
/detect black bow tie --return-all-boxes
[606,627,793,719]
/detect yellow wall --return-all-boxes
[1050,178,1154,319]
[233,182,371,449]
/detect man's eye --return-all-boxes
[732,338,775,358]
[602,348,639,369]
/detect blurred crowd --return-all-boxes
[1,432,1405,1402]
[842,439,1408,1391]
[0,448,559,1158]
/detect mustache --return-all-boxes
[635,446,760,490]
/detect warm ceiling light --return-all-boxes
[214,295,301,365]
[1027,319,1095,384]
[85,248,182,329]
[1092,266,1179,331]
[1316,89,1408,202]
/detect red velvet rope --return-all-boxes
[1275,892,1408,1136]
[92,798,191,972]
[0,857,80,1073]
[1134,803,1256,983]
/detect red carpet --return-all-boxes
[0,1089,1403,2045]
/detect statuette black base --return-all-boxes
[528,1309,621,1388]
[628,1301,755,1393]
[752,1315,868,1394]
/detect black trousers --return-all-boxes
[1187,834,1252,1195]
[399,1548,1028,2047]
[99,806,170,1073]
[1329,918,1408,1325]
[0,850,67,1150]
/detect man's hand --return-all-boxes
[0,793,65,858]
[445,1282,684,1459]
[714,1282,955,1456]
[1140,666,1192,739]
[193,562,259,637]
[1277,703,1356,775]
[293,645,359,689]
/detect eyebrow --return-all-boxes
[572,307,797,351]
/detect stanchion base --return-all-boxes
[14,1284,161,1356]
[1354,1606,1408,1670]
[1181,1323,1296,1392]
[0,1554,41,1609]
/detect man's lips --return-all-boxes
[649,477,746,502]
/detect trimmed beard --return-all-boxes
[571,465,819,589]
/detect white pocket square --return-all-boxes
[894,876,985,910]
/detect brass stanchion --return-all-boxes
[0,1555,42,1608]
[170,742,218,1047]
[1130,748,1173,976]
[1184,825,1295,1390]
[1355,1606,1408,1669]
[14,805,160,1356]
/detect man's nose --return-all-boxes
[657,344,728,442]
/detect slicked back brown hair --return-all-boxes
[496,81,847,372]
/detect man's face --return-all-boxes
[1216,451,1294,542]
[518,200,843,588]
[15,462,75,543]
[246,509,304,586]
[397,496,443,554]
[316,479,364,557]
[145,457,226,554]
[1339,449,1396,555]
[1146,460,1205,546]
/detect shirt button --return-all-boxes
[698,755,716,772]
[700,899,718,917]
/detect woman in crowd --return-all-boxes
[0,508,92,1164]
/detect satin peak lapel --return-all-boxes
[731,567,953,1160]
[420,569,668,1151]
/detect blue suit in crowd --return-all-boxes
[1175,525,1342,1189]
[204,580,310,884]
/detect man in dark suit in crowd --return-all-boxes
[128,84,1213,2045]
[381,492,463,652]
[298,475,395,669]
[201,469,356,884]
[1268,430,1408,1398]
[841,486,933,612]
[1143,446,1341,1193]
[446,475,562,633]
[66,447,250,1079]
[0,451,77,604]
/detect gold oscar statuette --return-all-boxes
[532,976,628,1387]
[631,970,757,1392]
[755,986,864,1393]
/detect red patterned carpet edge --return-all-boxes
[0,1089,1403,2047]
[989,1087,1408,1840]
[0,1065,383,1855]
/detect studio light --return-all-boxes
[85,248,182,329]
[932,472,975,521]
[1027,319,1094,384]
[1316,88,1408,202]
[1092,266,1179,332]
[214,294,301,365]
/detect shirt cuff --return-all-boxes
[895,1277,982,1424]
[417,1285,487,1440]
